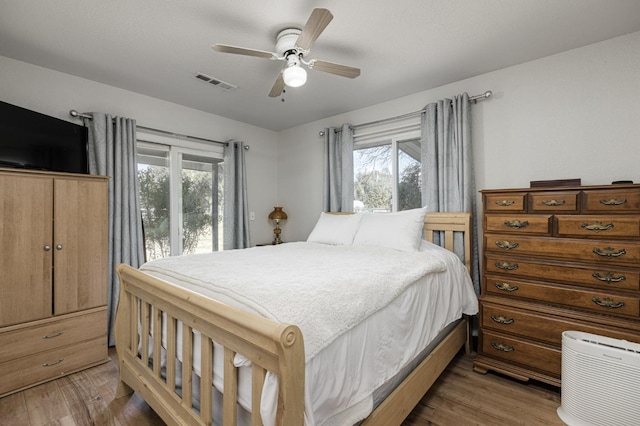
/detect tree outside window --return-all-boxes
[137,145,223,261]
[354,137,421,212]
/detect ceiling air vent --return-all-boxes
[195,72,237,90]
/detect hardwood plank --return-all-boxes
[42,416,77,426]
[0,391,30,425]
[58,371,119,426]
[23,381,71,426]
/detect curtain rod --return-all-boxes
[69,110,249,150]
[318,90,492,136]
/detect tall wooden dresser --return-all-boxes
[0,168,109,397]
[473,183,640,386]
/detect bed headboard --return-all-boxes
[423,212,472,273]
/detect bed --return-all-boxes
[114,211,478,426]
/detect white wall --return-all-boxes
[0,56,279,243]
[277,31,640,241]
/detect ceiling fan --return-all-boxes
[212,8,361,98]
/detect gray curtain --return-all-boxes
[421,93,481,294]
[323,123,354,212]
[85,113,145,346]
[223,141,251,249]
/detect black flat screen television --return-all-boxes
[0,100,88,174]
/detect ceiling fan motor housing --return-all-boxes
[276,28,303,57]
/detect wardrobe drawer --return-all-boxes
[484,254,640,292]
[0,337,107,397]
[528,191,579,213]
[484,234,640,266]
[556,215,640,238]
[484,192,527,212]
[484,275,640,318]
[582,188,640,213]
[0,309,106,364]
[481,302,640,346]
[485,215,552,235]
[481,331,561,377]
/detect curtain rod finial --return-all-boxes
[69,109,79,118]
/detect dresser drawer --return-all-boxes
[484,253,640,292]
[485,215,552,235]
[481,301,640,346]
[0,309,107,364]
[0,337,107,397]
[484,274,640,318]
[582,188,640,213]
[556,215,640,238]
[528,191,579,213]
[484,192,527,212]
[481,330,561,377]
[485,233,640,266]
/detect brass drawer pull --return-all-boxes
[592,247,627,258]
[542,199,566,206]
[495,282,519,292]
[581,222,614,232]
[495,261,519,271]
[600,198,627,206]
[495,200,515,206]
[42,359,64,367]
[504,220,529,229]
[490,314,515,325]
[495,240,519,250]
[491,342,514,352]
[592,272,626,283]
[42,331,64,339]
[592,297,626,309]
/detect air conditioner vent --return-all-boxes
[195,73,237,90]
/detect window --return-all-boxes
[137,138,224,261]
[353,130,422,212]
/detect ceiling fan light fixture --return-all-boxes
[283,60,307,88]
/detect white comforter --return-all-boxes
[140,241,478,426]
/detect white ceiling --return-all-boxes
[2,1,640,131]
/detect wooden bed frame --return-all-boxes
[114,212,473,426]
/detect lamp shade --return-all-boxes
[268,206,288,222]
[283,65,307,87]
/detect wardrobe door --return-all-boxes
[0,174,53,326]
[53,177,108,315]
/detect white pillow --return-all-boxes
[353,207,428,251]
[307,212,363,245]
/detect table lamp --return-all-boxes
[268,206,287,244]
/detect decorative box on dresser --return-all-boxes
[473,183,640,387]
[0,168,109,397]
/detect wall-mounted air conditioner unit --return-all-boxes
[557,331,640,426]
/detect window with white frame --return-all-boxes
[137,132,224,261]
[353,124,422,213]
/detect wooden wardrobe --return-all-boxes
[0,168,109,397]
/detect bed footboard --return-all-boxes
[114,264,305,426]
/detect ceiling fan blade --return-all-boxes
[295,8,333,51]
[212,44,277,59]
[268,73,285,98]
[309,60,361,79]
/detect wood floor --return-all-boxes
[0,348,563,426]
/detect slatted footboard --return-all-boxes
[114,264,305,426]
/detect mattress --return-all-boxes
[141,240,478,426]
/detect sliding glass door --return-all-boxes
[137,143,223,261]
